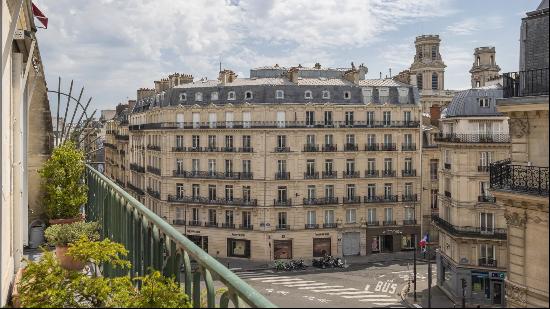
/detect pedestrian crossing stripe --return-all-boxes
[298,285,345,290]
[358,298,398,302]
[273,280,317,285]
[310,288,357,293]
[326,291,374,295]
[249,276,287,281]
[342,294,393,299]
[260,278,305,283]
[284,282,327,287]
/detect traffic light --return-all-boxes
[461,278,467,289]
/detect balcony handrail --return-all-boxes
[85,165,276,308]
[502,68,549,98]
[431,215,507,240]
[434,133,510,143]
[490,159,549,196]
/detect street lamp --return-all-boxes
[461,278,467,308]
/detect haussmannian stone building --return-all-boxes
[490,1,549,307]
[433,83,511,306]
[106,63,425,261]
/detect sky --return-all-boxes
[34,0,542,113]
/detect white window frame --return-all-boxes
[179,92,187,101]
[324,210,334,224]
[276,90,284,99]
[346,208,357,223]
[211,91,219,101]
[245,90,253,100]
[307,210,316,225]
[227,91,236,100]
[367,208,376,223]
[344,91,351,99]
[304,90,313,99]
[322,90,330,99]
[195,92,203,101]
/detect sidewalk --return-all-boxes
[403,281,457,308]
[217,251,432,272]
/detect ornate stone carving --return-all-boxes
[505,280,528,305]
[509,118,529,138]
[504,210,527,227]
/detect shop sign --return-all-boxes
[187,229,200,234]
[490,272,505,280]
[315,232,330,236]
[382,229,403,235]
[231,233,246,237]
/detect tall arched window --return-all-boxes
[432,73,438,90]
[431,46,437,60]
[476,57,480,66]
[416,73,423,89]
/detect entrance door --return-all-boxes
[343,232,360,256]
[313,238,332,257]
[274,240,292,259]
[383,235,393,252]
[492,281,503,305]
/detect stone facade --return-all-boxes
[105,65,424,261]
[470,47,501,88]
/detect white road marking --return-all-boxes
[285,282,327,287]
[261,278,305,283]
[359,298,399,302]
[310,288,357,293]
[326,291,374,295]
[373,303,403,306]
[229,267,242,271]
[343,294,392,299]
[298,285,344,290]
[273,280,317,285]
[249,276,287,281]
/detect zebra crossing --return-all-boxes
[236,270,406,308]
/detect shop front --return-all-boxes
[342,232,361,256]
[313,238,332,257]
[273,240,293,259]
[366,225,420,255]
[227,238,251,258]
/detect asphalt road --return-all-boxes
[234,260,433,308]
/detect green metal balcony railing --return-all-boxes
[85,164,276,308]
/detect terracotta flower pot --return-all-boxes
[49,214,85,225]
[55,245,85,271]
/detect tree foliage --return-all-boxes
[39,140,88,220]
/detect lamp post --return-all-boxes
[461,278,467,308]
[413,200,417,302]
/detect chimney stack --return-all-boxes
[137,88,155,101]
[288,67,300,83]
[154,78,170,93]
[343,63,359,84]
[430,105,442,124]
[218,69,237,84]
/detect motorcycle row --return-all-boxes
[273,255,345,271]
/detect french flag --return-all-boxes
[419,233,429,250]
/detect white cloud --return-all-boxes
[445,16,504,36]
[34,0,454,110]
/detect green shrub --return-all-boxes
[18,238,192,308]
[44,221,100,246]
[39,141,88,220]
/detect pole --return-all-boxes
[428,246,432,308]
[461,278,466,308]
[413,233,417,301]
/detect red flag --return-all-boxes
[31,2,48,29]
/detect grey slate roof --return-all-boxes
[442,85,504,118]
[131,77,419,114]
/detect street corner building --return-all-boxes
[104,63,426,262]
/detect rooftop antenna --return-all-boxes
[379,72,382,79]
[389,68,392,78]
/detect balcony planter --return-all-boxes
[44,221,100,271]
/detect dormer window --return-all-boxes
[245,91,253,99]
[211,91,219,100]
[276,90,284,99]
[304,90,313,99]
[322,90,330,99]
[479,97,491,108]
[344,91,351,99]
[228,91,236,100]
[179,93,187,101]
[195,92,203,101]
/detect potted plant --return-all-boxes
[44,221,100,270]
[39,140,88,224]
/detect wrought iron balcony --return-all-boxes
[323,223,338,229]
[305,224,319,229]
[221,223,236,229]
[168,195,258,207]
[431,215,507,240]
[238,147,254,153]
[205,222,219,228]
[322,144,337,152]
[478,258,498,268]
[403,220,417,225]
[382,170,396,177]
[146,187,161,199]
[222,147,236,152]
[126,183,145,196]
[84,165,275,308]
[274,146,290,152]
[383,220,397,226]
[401,143,416,151]
[275,172,290,180]
[239,224,253,230]
[344,143,359,151]
[381,143,397,151]
[130,163,145,173]
[434,133,510,143]
[205,146,219,152]
[273,199,292,206]
[172,170,250,180]
[115,134,129,141]
[366,221,380,226]
[343,196,361,204]
[402,194,418,202]
[303,197,339,206]
[188,220,202,226]
[490,159,549,196]
[303,144,319,152]
[364,195,398,203]
[147,165,161,175]
[172,219,186,225]
[365,143,380,151]
[276,224,290,230]
[343,171,360,178]
[402,169,417,177]
[304,172,319,179]
[147,144,161,151]
[187,146,204,152]
[365,170,380,178]
[478,195,496,203]
[502,68,549,98]
[478,166,490,172]
[322,171,337,179]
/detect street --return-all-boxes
[234,260,434,308]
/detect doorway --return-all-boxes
[492,281,503,305]
[383,235,393,252]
